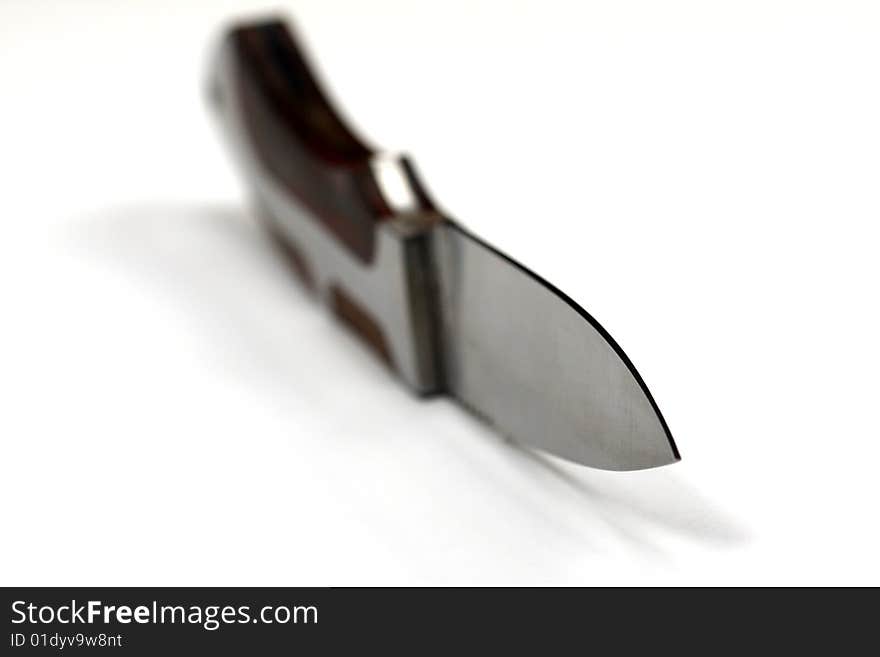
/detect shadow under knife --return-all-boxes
[505,435,748,546]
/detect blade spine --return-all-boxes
[439,219,679,463]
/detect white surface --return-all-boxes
[1,0,879,585]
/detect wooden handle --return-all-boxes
[209,19,445,390]
[220,20,410,264]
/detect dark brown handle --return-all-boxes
[209,18,446,388]
[218,20,404,263]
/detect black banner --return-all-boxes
[0,587,869,653]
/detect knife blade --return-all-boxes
[207,18,679,470]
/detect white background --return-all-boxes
[2,0,878,585]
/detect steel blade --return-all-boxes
[432,222,679,471]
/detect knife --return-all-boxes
[207,18,680,471]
